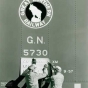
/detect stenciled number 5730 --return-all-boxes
[23,49,48,57]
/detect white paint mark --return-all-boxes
[74,83,81,88]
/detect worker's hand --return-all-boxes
[44,64,48,68]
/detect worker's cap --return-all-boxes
[28,65,36,70]
[55,66,62,72]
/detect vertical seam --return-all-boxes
[75,0,77,82]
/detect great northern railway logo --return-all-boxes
[19,0,53,29]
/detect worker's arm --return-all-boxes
[37,65,48,79]
[22,68,29,76]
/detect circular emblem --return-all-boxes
[19,0,53,29]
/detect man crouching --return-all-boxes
[51,66,64,88]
